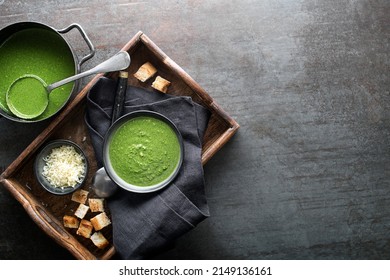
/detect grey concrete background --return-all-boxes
[0,0,389,259]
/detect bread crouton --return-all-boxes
[152,76,171,93]
[134,62,157,82]
[90,212,111,231]
[74,203,89,219]
[63,215,79,229]
[90,232,109,249]
[76,219,93,238]
[71,189,89,204]
[88,198,104,213]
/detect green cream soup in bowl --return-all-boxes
[103,111,184,193]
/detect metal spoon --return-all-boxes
[6,51,130,119]
[47,51,130,93]
[92,166,118,198]
[91,71,129,198]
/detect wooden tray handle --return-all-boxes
[30,203,96,260]
[1,178,96,259]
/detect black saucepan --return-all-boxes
[0,21,95,122]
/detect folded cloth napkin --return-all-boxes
[85,77,210,259]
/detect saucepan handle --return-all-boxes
[57,23,96,71]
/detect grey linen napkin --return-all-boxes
[85,77,210,259]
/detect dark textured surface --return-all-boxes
[0,0,389,260]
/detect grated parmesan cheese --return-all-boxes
[42,145,86,189]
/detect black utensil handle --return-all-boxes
[111,71,128,124]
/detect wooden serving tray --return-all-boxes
[0,31,239,259]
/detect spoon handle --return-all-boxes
[46,51,130,92]
[46,68,95,92]
[111,71,128,125]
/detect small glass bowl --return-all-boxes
[34,139,88,195]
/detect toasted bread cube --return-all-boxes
[152,76,171,93]
[63,215,79,229]
[76,219,93,238]
[90,212,111,231]
[89,198,104,213]
[90,232,109,249]
[134,62,157,82]
[71,189,89,204]
[74,203,90,219]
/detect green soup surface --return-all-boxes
[108,115,181,187]
[0,28,75,120]
[7,75,48,119]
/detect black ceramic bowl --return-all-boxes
[102,110,184,193]
[34,140,88,195]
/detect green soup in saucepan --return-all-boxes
[7,75,48,119]
[108,115,182,187]
[0,28,75,120]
